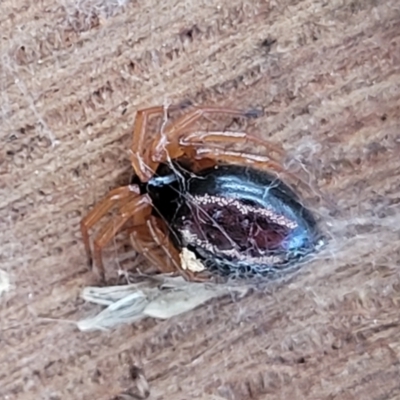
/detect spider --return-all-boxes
[81,104,321,282]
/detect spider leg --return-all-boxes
[183,132,322,202]
[149,106,259,163]
[130,103,192,182]
[128,223,179,274]
[193,147,286,174]
[146,216,181,273]
[166,106,258,135]
[80,185,141,269]
[130,227,167,273]
[91,194,153,280]
[131,226,207,281]
[146,217,214,282]
[191,145,316,196]
[130,106,167,182]
[180,130,285,160]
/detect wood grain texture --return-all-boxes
[1,0,400,399]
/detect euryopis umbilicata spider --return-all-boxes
[81,104,321,282]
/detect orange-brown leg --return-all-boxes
[193,147,286,174]
[164,106,258,135]
[129,224,179,275]
[130,106,167,182]
[148,107,260,163]
[189,145,316,197]
[181,131,321,199]
[130,104,193,182]
[179,130,285,160]
[80,185,141,268]
[91,194,153,280]
[146,217,181,273]
[146,217,217,282]
[130,227,166,273]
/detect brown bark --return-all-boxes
[1,0,400,399]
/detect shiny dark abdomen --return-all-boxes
[148,163,321,278]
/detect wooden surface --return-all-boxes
[1,0,400,399]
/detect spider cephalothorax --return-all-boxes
[81,105,322,282]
